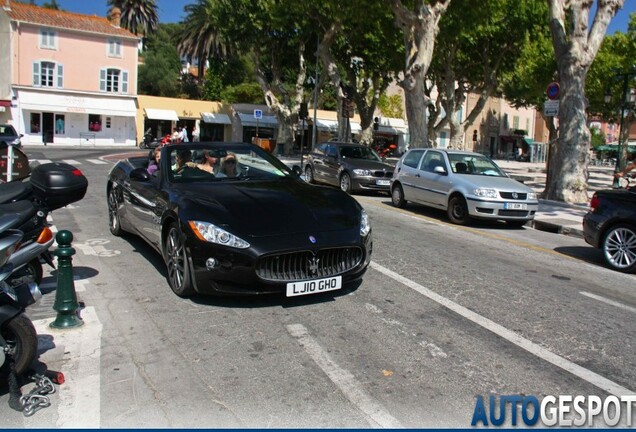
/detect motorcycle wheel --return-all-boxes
[0,313,38,377]
[7,258,43,288]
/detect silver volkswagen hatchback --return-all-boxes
[390,149,539,226]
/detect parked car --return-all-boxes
[582,185,636,273]
[107,142,372,297]
[390,149,539,226]
[304,142,394,194]
[0,124,22,148]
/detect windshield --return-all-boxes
[166,142,296,183]
[0,125,17,136]
[448,154,506,177]
[339,145,382,161]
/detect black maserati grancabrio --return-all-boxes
[107,142,372,297]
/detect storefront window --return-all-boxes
[105,117,112,129]
[88,114,102,132]
[55,114,65,134]
[30,113,41,134]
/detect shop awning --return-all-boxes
[144,108,179,121]
[201,112,231,124]
[315,119,338,131]
[16,90,136,117]
[523,138,536,147]
[238,112,277,127]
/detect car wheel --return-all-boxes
[602,223,636,273]
[391,184,406,208]
[305,166,314,184]
[340,172,352,194]
[164,223,195,297]
[108,187,123,236]
[447,195,470,225]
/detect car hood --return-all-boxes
[343,159,394,172]
[455,174,535,193]
[176,179,361,238]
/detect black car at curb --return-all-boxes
[583,187,636,273]
[304,142,394,194]
[107,142,372,297]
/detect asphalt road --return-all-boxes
[1,148,634,428]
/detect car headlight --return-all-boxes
[353,169,372,176]
[360,208,371,236]
[527,192,537,200]
[188,221,250,248]
[473,188,498,199]
[11,138,20,146]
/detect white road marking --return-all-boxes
[62,159,81,165]
[580,291,636,314]
[287,323,403,428]
[33,306,102,428]
[370,261,635,397]
[86,159,107,165]
[36,159,52,164]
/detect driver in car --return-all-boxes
[172,149,192,172]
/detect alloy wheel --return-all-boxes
[166,227,185,289]
[603,225,636,272]
[108,188,122,236]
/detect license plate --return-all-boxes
[376,179,390,186]
[286,276,342,297]
[504,202,527,210]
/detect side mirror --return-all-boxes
[291,165,302,177]
[130,167,151,182]
[433,165,447,175]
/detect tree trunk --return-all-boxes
[391,0,450,149]
[545,0,624,203]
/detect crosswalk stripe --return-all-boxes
[85,159,108,164]
[62,159,81,165]
[36,159,52,164]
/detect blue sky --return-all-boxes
[28,0,636,33]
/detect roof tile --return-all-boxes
[3,2,138,39]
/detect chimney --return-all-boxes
[3,0,10,11]
[109,6,121,28]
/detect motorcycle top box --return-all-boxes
[30,162,88,211]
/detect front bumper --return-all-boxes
[187,231,373,296]
[467,197,539,221]
[351,176,392,192]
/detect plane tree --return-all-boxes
[427,0,546,149]
[544,0,625,203]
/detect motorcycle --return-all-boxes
[0,214,41,378]
[0,161,88,287]
[141,128,160,149]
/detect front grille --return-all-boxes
[256,247,363,282]
[499,192,527,200]
[498,210,529,217]
[372,171,393,178]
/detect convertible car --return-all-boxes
[107,142,372,297]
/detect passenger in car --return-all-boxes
[455,162,468,174]
[147,147,161,175]
[217,152,239,178]
[192,149,219,174]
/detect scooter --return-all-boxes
[141,129,160,149]
[0,214,41,378]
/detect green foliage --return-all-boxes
[590,127,606,148]
[137,24,182,97]
[378,94,404,119]
[107,0,159,36]
[220,83,265,104]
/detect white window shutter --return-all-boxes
[57,64,64,88]
[33,62,40,86]
[122,71,128,93]
[99,68,106,91]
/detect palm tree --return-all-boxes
[107,0,159,36]
[177,0,230,80]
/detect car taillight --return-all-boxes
[590,194,600,210]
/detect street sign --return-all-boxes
[254,109,263,119]
[544,99,559,116]
[546,82,560,100]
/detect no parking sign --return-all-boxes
[546,82,560,100]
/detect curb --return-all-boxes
[530,219,585,239]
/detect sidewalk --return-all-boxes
[282,155,613,239]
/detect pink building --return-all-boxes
[0,1,139,145]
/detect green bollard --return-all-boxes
[50,230,84,329]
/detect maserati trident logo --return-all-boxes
[308,256,320,275]
[309,235,317,244]
[512,192,519,199]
